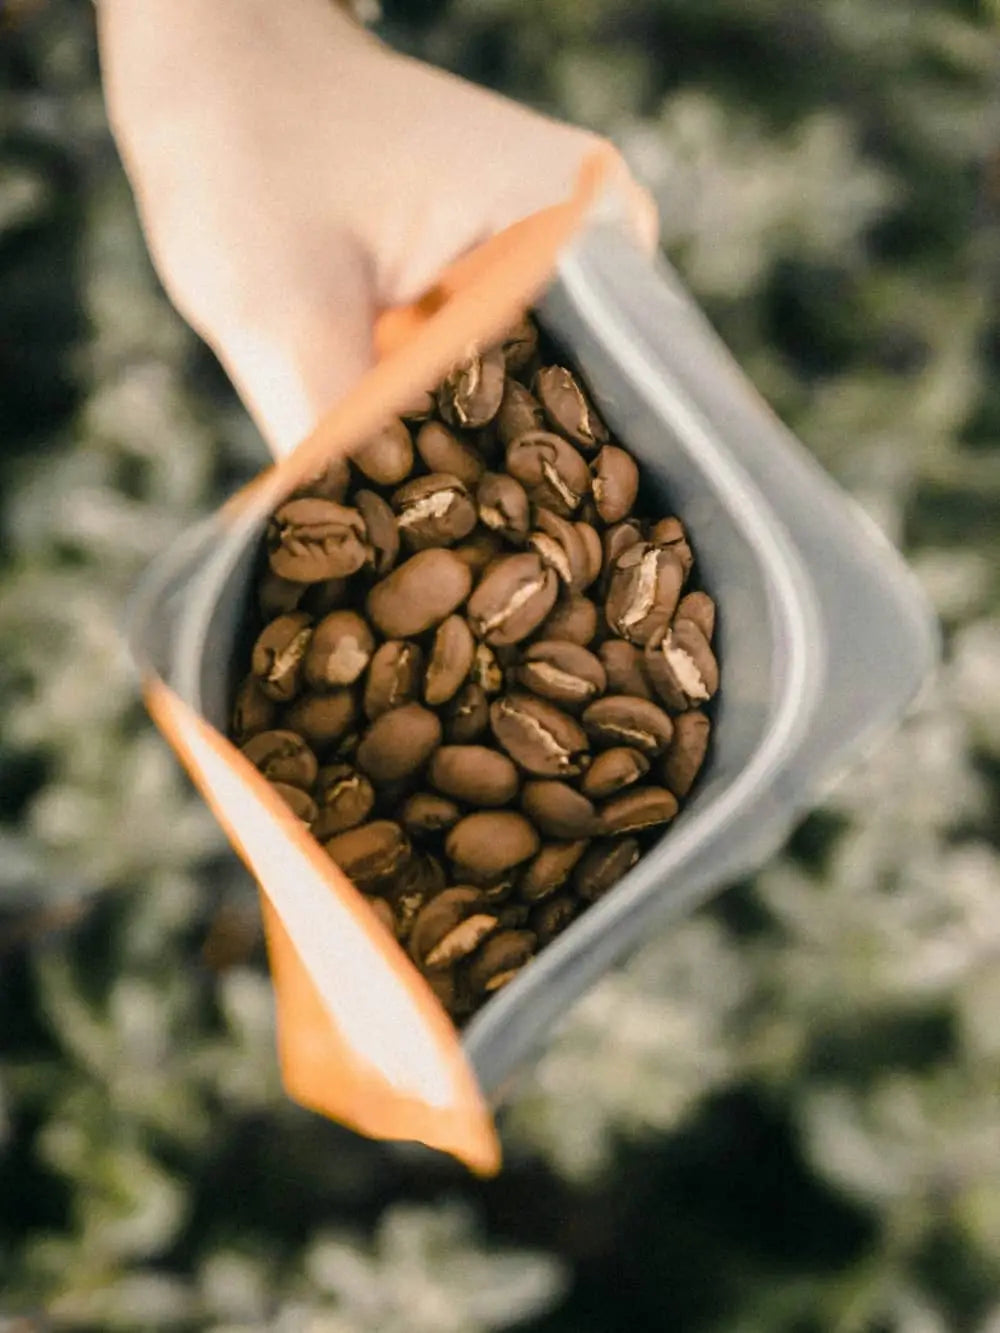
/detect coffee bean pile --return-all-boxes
[231,315,719,1023]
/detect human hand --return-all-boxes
[98,0,655,455]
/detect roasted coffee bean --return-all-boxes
[575,521,603,588]
[241,729,318,789]
[312,764,376,840]
[465,929,536,996]
[446,811,540,883]
[429,745,519,807]
[490,693,589,778]
[581,746,650,800]
[392,473,477,550]
[530,508,591,590]
[521,781,599,839]
[530,894,578,947]
[517,641,606,709]
[520,839,589,903]
[267,498,368,583]
[467,552,558,646]
[408,887,499,970]
[536,592,599,646]
[363,640,423,720]
[438,348,506,429]
[366,549,472,639]
[573,837,641,903]
[356,702,442,784]
[415,421,485,488]
[284,689,356,750]
[600,785,678,834]
[269,781,319,825]
[506,430,590,516]
[496,379,545,447]
[470,642,505,694]
[258,569,306,619]
[649,516,694,580]
[477,472,531,545]
[324,820,411,890]
[605,543,685,643]
[598,638,653,700]
[251,612,313,702]
[499,315,539,375]
[424,615,475,706]
[661,710,711,799]
[354,489,399,578]
[591,445,639,524]
[534,365,608,451]
[232,674,278,741]
[300,577,350,617]
[676,590,716,642]
[352,417,414,486]
[644,618,719,710]
[453,529,505,578]
[445,682,490,743]
[368,897,397,935]
[303,610,374,690]
[601,518,645,588]
[582,695,674,755]
[402,791,462,837]
[290,455,352,504]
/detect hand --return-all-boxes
[97,0,654,455]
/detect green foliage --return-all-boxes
[2,1,998,1329]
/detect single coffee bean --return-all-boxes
[649,516,694,581]
[424,615,475,707]
[465,929,536,996]
[605,543,685,643]
[258,569,306,619]
[368,897,397,935]
[251,611,314,702]
[477,472,531,545]
[356,702,442,785]
[581,746,651,800]
[290,455,352,504]
[599,785,679,835]
[267,498,369,583]
[392,473,477,550]
[591,444,639,524]
[534,365,608,452]
[575,521,603,588]
[521,781,599,839]
[415,421,485,488]
[354,489,399,578]
[519,839,589,903]
[536,592,599,646]
[530,894,577,947]
[303,610,374,690]
[438,348,506,429]
[363,640,423,720]
[601,518,645,589]
[517,641,606,709]
[506,430,590,516]
[499,315,539,375]
[496,378,545,447]
[676,590,716,643]
[582,695,674,755]
[324,819,411,890]
[453,529,505,578]
[299,577,350,617]
[352,417,414,486]
[397,387,437,422]
[232,674,278,741]
[490,692,589,778]
[283,689,357,750]
[402,791,462,837]
[467,552,558,646]
[429,745,519,807]
[644,618,719,711]
[660,710,711,799]
[408,887,499,970]
[366,548,472,639]
[269,781,319,825]
[240,729,318,789]
[446,811,540,884]
[530,508,591,590]
[312,763,376,840]
[573,837,641,903]
[445,682,490,744]
[598,638,653,700]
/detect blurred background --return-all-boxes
[1,1,999,1329]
